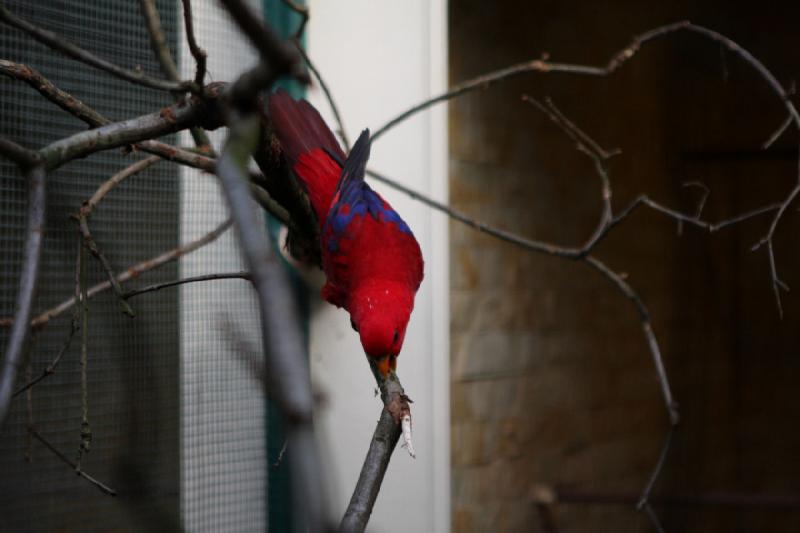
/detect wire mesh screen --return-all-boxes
[176,2,267,532]
[0,1,268,531]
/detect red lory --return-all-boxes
[268,90,424,376]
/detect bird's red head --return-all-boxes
[349,279,416,377]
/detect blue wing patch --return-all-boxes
[324,130,412,253]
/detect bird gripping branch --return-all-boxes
[268,91,424,377]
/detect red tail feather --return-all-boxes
[268,90,346,225]
[268,90,345,167]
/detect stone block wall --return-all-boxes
[449,1,800,531]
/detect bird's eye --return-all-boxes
[392,330,399,344]
[350,318,358,332]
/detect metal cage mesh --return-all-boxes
[0,1,268,531]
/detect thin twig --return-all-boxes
[139,0,212,149]
[28,428,116,496]
[0,163,45,428]
[180,0,208,87]
[73,158,161,317]
[751,183,799,318]
[295,43,350,149]
[139,0,180,81]
[281,0,310,40]
[0,59,108,127]
[0,4,193,92]
[0,219,232,329]
[370,20,800,316]
[762,114,793,149]
[272,438,289,469]
[371,21,798,142]
[643,503,666,533]
[124,272,251,299]
[584,256,679,424]
[13,316,78,398]
[75,235,91,468]
[24,357,33,462]
[250,182,296,229]
[87,156,161,210]
[638,425,676,510]
[77,214,135,317]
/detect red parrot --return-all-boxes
[268,90,424,376]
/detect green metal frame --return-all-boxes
[261,2,307,531]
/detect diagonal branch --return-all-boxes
[0,136,40,168]
[139,0,180,81]
[295,43,350,150]
[219,0,308,85]
[0,218,233,330]
[371,21,799,142]
[139,0,212,149]
[370,20,800,316]
[180,0,208,87]
[123,272,251,299]
[0,3,193,92]
[38,84,225,170]
[0,163,46,428]
[1,59,221,168]
[217,111,326,531]
[13,316,77,397]
[28,428,115,496]
[0,59,108,127]
[340,364,413,533]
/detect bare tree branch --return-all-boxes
[583,256,679,422]
[0,3,193,93]
[213,12,328,518]
[762,114,793,149]
[340,364,412,533]
[75,232,91,468]
[371,21,798,142]
[139,0,212,149]
[295,43,350,150]
[87,156,161,209]
[217,111,326,531]
[0,219,233,330]
[28,428,116,496]
[76,214,135,318]
[181,0,208,87]
[139,0,180,81]
[73,156,162,319]
[219,0,308,85]
[0,163,46,427]
[637,425,676,510]
[124,272,251,299]
[0,59,108,126]
[38,85,225,170]
[13,317,77,397]
[0,59,221,168]
[0,136,40,168]
[642,503,666,533]
[370,20,800,316]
